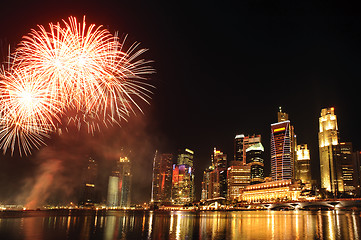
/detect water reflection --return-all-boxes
[0,210,361,240]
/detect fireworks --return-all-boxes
[0,16,154,155]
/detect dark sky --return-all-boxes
[0,1,360,205]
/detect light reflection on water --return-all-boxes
[0,210,360,240]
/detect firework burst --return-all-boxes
[0,16,154,155]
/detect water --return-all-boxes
[0,210,360,240]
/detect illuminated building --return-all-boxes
[177,148,194,167]
[246,143,264,184]
[201,166,214,200]
[241,179,302,203]
[318,107,340,194]
[271,120,293,181]
[274,107,297,180]
[107,176,119,207]
[172,148,195,204]
[79,157,98,206]
[334,142,356,194]
[172,164,194,204]
[234,134,261,165]
[107,155,132,208]
[118,156,132,207]
[295,144,312,187]
[151,152,173,204]
[201,148,228,200]
[227,162,250,200]
[352,151,361,195]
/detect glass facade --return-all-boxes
[270,121,292,181]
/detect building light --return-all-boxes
[273,127,285,133]
[185,149,194,154]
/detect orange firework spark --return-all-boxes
[0,69,63,155]
[0,16,154,155]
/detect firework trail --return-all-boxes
[0,16,154,155]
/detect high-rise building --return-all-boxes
[271,120,293,181]
[271,108,297,181]
[335,142,355,194]
[79,157,98,206]
[201,166,214,200]
[172,164,194,204]
[319,107,340,194]
[234,134,261,165]
[295,144,312,186]
[172,149,195,204]
[246,143,264,185]
[177,149,194,167]
[201,148,228,200]
[227,162,251,200]
[107,176,119,207]
[118,156,132,208]
[352,151,361,195]
[107,155,132,208]
[151,152,173,204]
[234,134,245,162]
[212,148,227,169]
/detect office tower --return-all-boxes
[212,148,227,169]
[211,148,228,198]
[118,156,132,207]
[227,162,251,200]
[234,134,245,162]
[271,108,297,181]
[172,148,195,204]
[177,148,194,167]
[79,157,98,206]
[246,143,264,184]
[319,107,340,194]
[201,148,228,200]
[271,120,293,181]
[234,134,261,165]
[107,155,132,208]
[151,152,173,204]
[295,144,312,186]
[352,151,361,195]
[107,176,119,207]
[201,166,214,200]
[172,164,194,204]
[334,142,355,194]
[278,107,297,178]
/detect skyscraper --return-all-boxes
[107,155,132,208]
[227,162,250,200]
[271,120,293,181]
[172,149,195,204]
[201,148,228,200]
[118,156,132,208]
[271,108,297,181]
[319,107,340,194]
[295,144,312,186]
[234,134,245,162]
[172,164,194,204]
[79,157,98,206]
[234,134,261,165]
[107,176,119,207]
[246,143,265,185]
[151,152,173,204]
[335,142,355,194]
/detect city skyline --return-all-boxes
[0,1,360,206]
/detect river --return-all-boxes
[0,210,360,239]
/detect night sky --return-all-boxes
[0,1,360,205]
